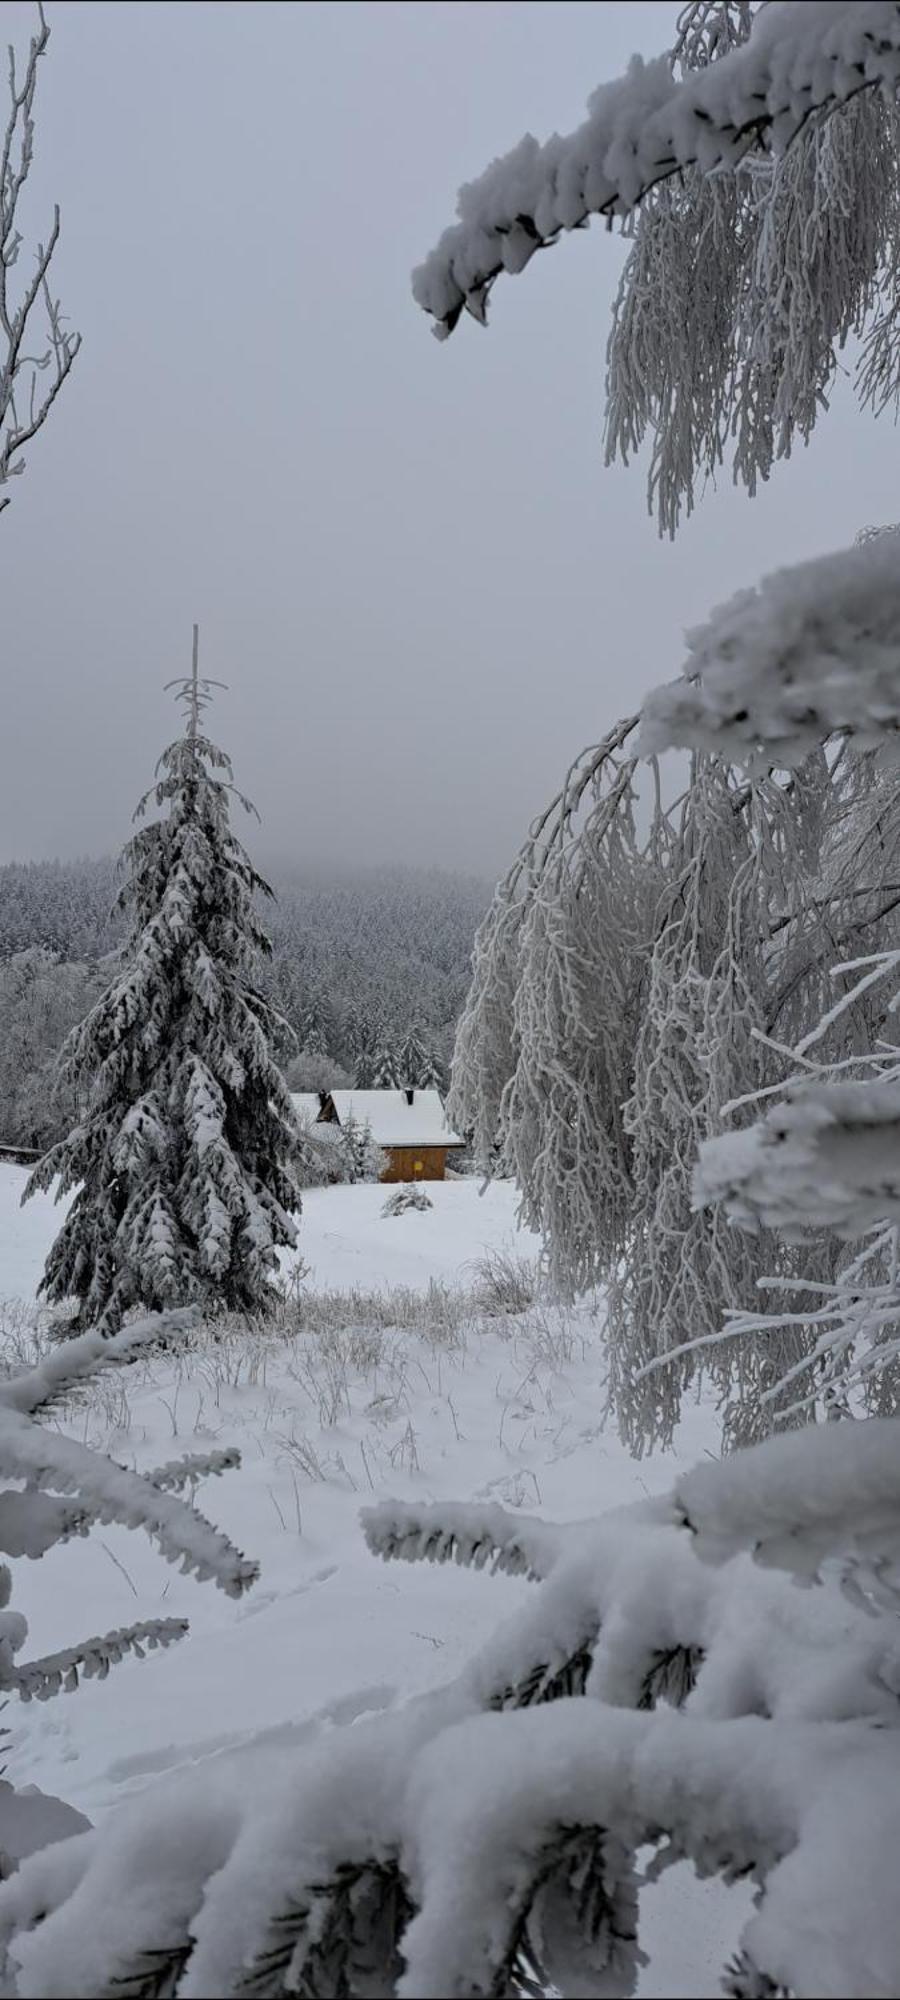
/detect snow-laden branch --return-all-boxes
[695,1077,900,1239]
[362,1499,562,1581]
[638,532,900,768]
[413,2,900,338]
[7,1618,188,1703]
[8,1445,900,1997]
[0,1406,257,1598]
[676,1413,900,1589]
[0,1310,198,1418]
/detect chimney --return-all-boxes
[405,1087,414,1107]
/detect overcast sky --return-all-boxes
[1,0,898,878]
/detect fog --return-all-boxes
[1,0,897,878]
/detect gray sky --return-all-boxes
[1,0,898,878]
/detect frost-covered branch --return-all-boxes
[362,1498,562,1581]
[696,1076,900,1239]
[0,1407,257,1598]
[413,3,900,337]
[639,533,900,767]
[0,6,80,513]
[7,1434,900,1995]
[0,1308,256,1772]
[6,1618,188,1704]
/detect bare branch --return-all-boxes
[0,7,80,512]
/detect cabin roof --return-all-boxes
[290,1092,326,1126]
[325,1089,464,1148]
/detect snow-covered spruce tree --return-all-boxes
[25,636,306,1332]
[417,1041,445,1093]
[370,1031,399,1090]
[339,1112,386,1184]
[396,1024,427,1089]
[352,1026,376,1090]
[414,0,900,537]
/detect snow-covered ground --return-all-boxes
[0,1164,740,1996]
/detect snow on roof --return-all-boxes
[290,1093,326,1126]
[326,1090,464,1148]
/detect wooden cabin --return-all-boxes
[315,1088,464,1183]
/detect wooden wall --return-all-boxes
[382,1145,449,1183]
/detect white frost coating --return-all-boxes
[362,1497,564,1580]
[0,1311,198,1418]
[677,1413,900,1584]
[695,1080,900,1238]
[638,533,900,767]
[413,3,900,336]
[398,1703,880,2000]
[0,1308,254,1732]
[0,1405,257,1599]
[17,1422,900,1995]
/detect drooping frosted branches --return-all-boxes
[414,2,900,532]
[629,535,900,1423]
[450,710,860,1445]
[413,5,900,331]
[606,78,900,533]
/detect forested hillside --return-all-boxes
[0,857,486,1148]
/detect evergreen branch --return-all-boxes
[5,1617,188,1702]
[361,1499,562,1581]
[486,1825,640,2000]
[636,1644,704,1711]
[236,1860,413,1999]
[107,1943,195,1998]
[487,1629,598,1711]
[0,1310,198,1417]
[142,1447,241,1493]
[0,1489,89,1558]
[0,1406,258,1597]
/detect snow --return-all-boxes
[289,1091,323,1126]
[638,533,900,768]
[0,1162,741,1996]
[695,1078,900,1239]
[413,2,900,336]
[323,1088,463,1149]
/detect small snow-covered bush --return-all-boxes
[382,1184,432,1216]
[470,1248,538,1317]
[292,1112,349,1190]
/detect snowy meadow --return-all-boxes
[6,0,900,1992]
[0,1166,734,1997]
